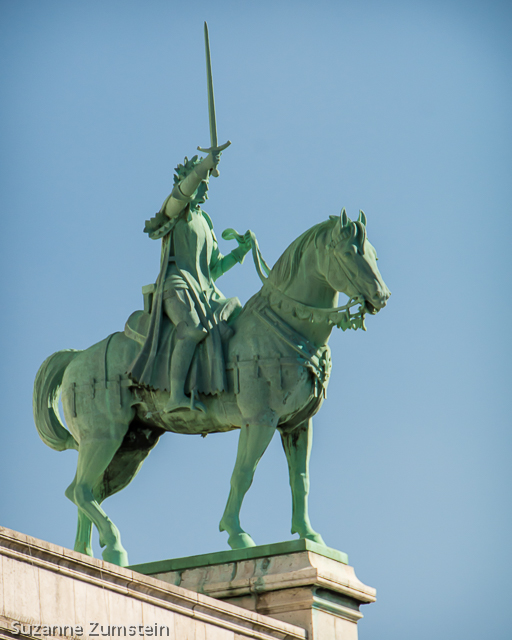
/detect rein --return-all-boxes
[222,228,271,282]
[262,282,366,331]
[222,227,367,331]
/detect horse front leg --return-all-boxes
[280,419,326,545]
[220,420,277,549]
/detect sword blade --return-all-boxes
[204,21,218,149]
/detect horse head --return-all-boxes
[324,209,390,315]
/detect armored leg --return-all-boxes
[163,289,208,413]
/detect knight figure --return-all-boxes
[127,148,251,413]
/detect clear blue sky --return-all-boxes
[1,1,511,639]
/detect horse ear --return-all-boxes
[340,208,349,228]
[358,210,367,227]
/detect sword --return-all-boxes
[197,22,230,177]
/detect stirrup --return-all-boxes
[189,389,206,414]
[164,398,191,414]
[163,390,206,414]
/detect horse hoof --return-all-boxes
[227,532,256,550]
[102,546,129,567]
[303,532,326,546]
[74,544,94,558]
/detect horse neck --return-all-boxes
[272,241,338,347]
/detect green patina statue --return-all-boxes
[33,24,390,567]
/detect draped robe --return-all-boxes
[127,207,241,395]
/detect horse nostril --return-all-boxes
[372,290,390,307]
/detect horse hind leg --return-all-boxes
[66,434,129,567]
[219,417,277,549]
[67,487,105,558]
[75,510,93,556]
[65,476,93,557]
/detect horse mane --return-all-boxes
[269,218,336,289]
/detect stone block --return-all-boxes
[38,564,76,626]
[132,540,375,640]
[204,626,235,640]
[72,576,90,626]
[0,526,304,640]
[0,555,4,616]
[108,588,144,627]
[2,555,41,623]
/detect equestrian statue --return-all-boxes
[33,23,390,567]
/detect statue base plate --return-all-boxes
[131,540,376,640]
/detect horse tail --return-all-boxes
[33,350,81,452]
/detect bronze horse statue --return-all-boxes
[33,209,389,566]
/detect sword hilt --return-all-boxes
[197,140,231,177]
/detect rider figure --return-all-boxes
[128,148,251,413]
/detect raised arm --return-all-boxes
[163,149,222,220]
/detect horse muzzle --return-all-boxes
[364,289,391,314]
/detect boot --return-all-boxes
[164,331,206,414]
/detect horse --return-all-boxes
[33,208,390,567]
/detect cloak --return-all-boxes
[127,208,241,395]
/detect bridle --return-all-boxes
[226,225,368,332]
[262,280,367,331]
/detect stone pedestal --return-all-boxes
[131,540,376,640]
[1,527,305,640]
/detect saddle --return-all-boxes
[124,309,152,346]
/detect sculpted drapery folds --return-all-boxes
[127,150,251,412]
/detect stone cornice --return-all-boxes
[0,527,305,640]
